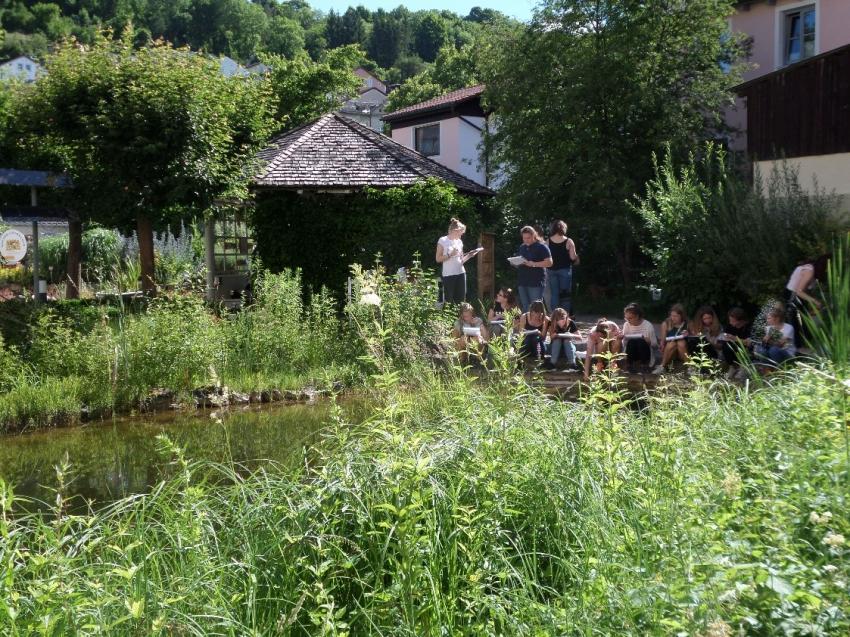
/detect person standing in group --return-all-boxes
[516,226,553,311]
[547,219,579,313]
[436,218,476,304]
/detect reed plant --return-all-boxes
[1,361,847,635]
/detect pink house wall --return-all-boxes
[731,0,850,82]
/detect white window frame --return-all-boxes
[775,0,818,69]
[413,123,440,157]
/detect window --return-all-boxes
[784,5,816,65]
[414,124,440,157]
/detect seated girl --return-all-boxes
[721,307,752,377]
[545,308,581,369]
[517,300,548,363]
[620,302,656,373]
[584,317,622,379]
[756,306,796,366]
[487,287,519,337]
[452,302,489,364]
[688,305,722,363]
[653,304,689,374]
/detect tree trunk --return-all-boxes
[65,218,82,299]
[137,215,157,295]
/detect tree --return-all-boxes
[7,34,274,294]
[480,0,746,286]
[414,12,450,62]
[265,45,362,129]
[368,9,404,69]
[265,15,305,58]
[385,72,443,112]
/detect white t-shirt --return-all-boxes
[767,323,796,354]
[786,264,814,293]
[438,236,465,277]
[621,319,657,346]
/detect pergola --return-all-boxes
[0,168,79,301]
[249,113,496,299]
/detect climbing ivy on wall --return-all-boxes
[252,179,483,294]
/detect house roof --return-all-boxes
[254,113,493,196]
[0,55,39,66]
[382,85,486,123]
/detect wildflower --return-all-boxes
[720,471,742,498]
[359,292,381,307]
[822,532,846,548]
[809,511,833,525]
[702,619,733,637]
[822,564,838,575]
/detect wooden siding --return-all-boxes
[737,43,850,160]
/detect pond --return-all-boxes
[0,401,359,513]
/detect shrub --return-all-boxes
[634,143,844,310]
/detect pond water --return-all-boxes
[0,401,358,513]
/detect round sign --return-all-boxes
[0,229,28,266]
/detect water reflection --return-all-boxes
[0,402,355,512]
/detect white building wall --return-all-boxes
[756,153,850,217]
[0,56,42,83]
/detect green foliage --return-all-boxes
[7,34,275,231]
[264,45,362,129]
[803,233,850,369]
[480,0,748,285]
[346,257,454,372]
[1,366,848,632]
[634,144,844,309]
[253,179,479,292]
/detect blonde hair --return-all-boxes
[520,225,539,241]
[448,218,466,234]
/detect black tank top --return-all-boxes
[548,238,572,270]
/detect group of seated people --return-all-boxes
[452,288,798,380]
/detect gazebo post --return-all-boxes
[204,216,216,303]
[30,186,41,303]
[66,215,82,299]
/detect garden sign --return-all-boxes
[0,229,28,266]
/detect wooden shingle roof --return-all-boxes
[254,113,493,196]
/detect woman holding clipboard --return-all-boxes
[436,218,483,304]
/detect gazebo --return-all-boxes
[246,113,496,299]
[0,169,78,300]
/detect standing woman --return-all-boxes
[516,226,553,311]
[785,254,830,347]
[547,219,579,313]
[436,218,469,304]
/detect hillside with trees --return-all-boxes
[0,1,518,110]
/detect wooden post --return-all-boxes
[477,231,495,303]
[30,187,39,303]
[136,214,156,295]
[66,216,82,299]
[204,216,216,303]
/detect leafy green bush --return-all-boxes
[253,179,480,293]
[634,144,844,310]
[345,256,454,371]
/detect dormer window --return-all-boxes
[784,5,816,66]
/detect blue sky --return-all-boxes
[309,1,536,22]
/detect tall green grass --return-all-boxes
[1,366,847,635]
[0,270,362,432]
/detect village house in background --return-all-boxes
[337,68,388,133]
[382,85,496,189]
[729,0,850,214]
[0,55,43,83]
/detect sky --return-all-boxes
[309,1,536,23]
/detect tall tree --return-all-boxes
[414,12,449,62]
[368,9,404,69]
[6,34,274,293]
[480,0,745,285]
